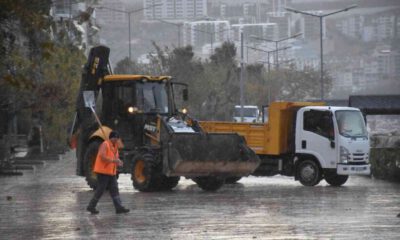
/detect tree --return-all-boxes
[138,41,333,121]
[245,64,333,105]
[36,46,85,150]
[273,65,332,101]
[169,45,199,82]
[210,42,237,67]
[245,63,270,106]
[114,57,140,74]
[0,0,54,143]
[167,45,204,117]
[0,0,94,153]
[131,43,206,118]
[194,42,240,120]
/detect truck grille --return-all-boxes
[349,153,367,164]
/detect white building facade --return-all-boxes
[183,20,230,51]
[143,0,207,20]
[231,23,278,42]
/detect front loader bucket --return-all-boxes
[163,132,260,177]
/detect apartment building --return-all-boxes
[143,0,207,20]
[183,20,230,50]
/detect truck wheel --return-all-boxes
[297,160,321,186]
[225,177,242,184]
[193,177,224,191]
[84,141,102,189]
[325,173,348,186]
[131,153,161,192]
[160,176,180,190]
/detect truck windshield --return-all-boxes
[335,110,367,138]
[234,107,258,117]
[136,82,169,113]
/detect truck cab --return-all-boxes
[233,105,260,123]
[295,106,370,186]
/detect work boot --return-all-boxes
[116,206,130,214]
[87,206,99,214]
[87,198,99,214]
[112,195,130,214]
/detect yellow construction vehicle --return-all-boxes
[69,46,259,191]
[201,101,371,186]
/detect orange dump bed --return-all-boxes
[200,102,324,156]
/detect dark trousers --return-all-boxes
[88,173,123,209]
[94,173,119,199]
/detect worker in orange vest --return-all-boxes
[87,131,129,214]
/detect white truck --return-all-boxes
[233,105,260,123]
[202,102,371,186]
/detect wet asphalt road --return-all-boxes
[0,151,399,240]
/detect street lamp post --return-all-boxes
[250,32,302,70]
[285,5,357,100]
[240,32,244,121]
[98,3,162,61]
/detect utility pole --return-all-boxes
[128,13,131,60]
[240,31,244,122]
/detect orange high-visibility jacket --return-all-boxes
[93,140,119,176]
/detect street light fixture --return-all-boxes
[249,45,291,104]
[97,3,162,61]
[285,4,357,100]
[247,45,291,72]
[250,32,302,70]
[156,19,183,48]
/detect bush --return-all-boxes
[370,134,400,182]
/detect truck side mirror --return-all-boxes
[183,89,188,101]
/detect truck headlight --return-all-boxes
[340,146,351,164]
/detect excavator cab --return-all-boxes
[99,75,175,148]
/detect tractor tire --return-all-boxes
[297,159,321,186]
[193,176,225,191]
[325,173,349,187]
[84,140,102,190]
[160,176,180,190]
[225,177,242,184]
[131,153,162,192]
